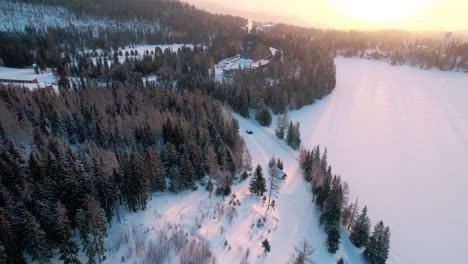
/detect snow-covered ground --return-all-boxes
[97,113,362,264]
[287,57,468,264]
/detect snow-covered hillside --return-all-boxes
[287,57,468,264]
[93,114,362,264]
[0,1,159,32]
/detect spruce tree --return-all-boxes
[364,222,390,264]
[326,226,340,254]
[168,165,182,194]
[76,196,106,264]
[56,203,80,264]
[275,113,289,139]
[256,106,272,127]
[23,213,52,264]
[277,158,283,170]
[262,239,271,252]
[181,153,196,190]
[350,206,371,248]
[249,164,266,196]
[0,210,24,263]
[145,148,166,193]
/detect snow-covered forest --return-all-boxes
[1,0,467,263]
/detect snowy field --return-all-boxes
[287,57,468,264]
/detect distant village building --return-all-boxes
[0,78,38,84]
[220,34,277,78]
[241,34,271,61]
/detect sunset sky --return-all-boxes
[188,0,468,31]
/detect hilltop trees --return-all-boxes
[249,164,267,196]
[287,122,301,150]
[299,146,390,257]
[364,222,391,264]
[350,206,371,248]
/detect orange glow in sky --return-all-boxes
[192,0,468,31]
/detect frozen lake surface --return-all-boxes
[289,57,468,264]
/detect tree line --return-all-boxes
[300,146,390,264]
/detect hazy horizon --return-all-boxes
[185,0,468,32]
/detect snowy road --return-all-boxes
[289,57,468,264]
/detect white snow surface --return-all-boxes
[286,57,468,264]
[95,114,362,264]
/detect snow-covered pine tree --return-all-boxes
[23,212,52,264]
[262,239,271,252]
[350,206,371,248]
[277,158,284,170]
[364,221,390,264]
[249,164,266,196]
[181,153,196,190]
[145,148,166,193]
[275,112,289,139]
[326,226,340,254]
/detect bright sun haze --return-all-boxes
[333,0,438,28]
[193,0,468,30]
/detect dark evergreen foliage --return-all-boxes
[0,83,246,262]
[364,221,391,264]
[262,239,271,253]
[349,206,371,248]
[255,105,272,127]
[249,165,267,196]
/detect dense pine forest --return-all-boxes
[0,83,249,263]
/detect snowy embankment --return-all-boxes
[287,57,468,264]
[98,114,362,264]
